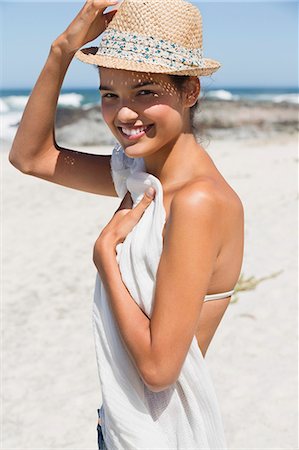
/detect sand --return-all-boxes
[2,134,298,449]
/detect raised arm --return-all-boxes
[8,0,119,197]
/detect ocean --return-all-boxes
[1,86,298,143]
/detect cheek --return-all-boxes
[101,101,182,132]
[145,104,182,128]
[101,105,113,124]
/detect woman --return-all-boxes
[9,0,244,448]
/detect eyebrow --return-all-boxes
[99,81,157,91]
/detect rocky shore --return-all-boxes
[54,98,298,146]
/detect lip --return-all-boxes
[118,124,154,141]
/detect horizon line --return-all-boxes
[1,85,299,91]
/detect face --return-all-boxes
[98,67,194,158]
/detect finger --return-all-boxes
[130,187,156,220]
[83,0,118,21]
[88,8,117,38]
[145,187,155,199]
[86,0,118,6]
[111,188,155,244]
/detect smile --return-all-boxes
[118,124,154,140]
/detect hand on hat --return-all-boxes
[53,0,119,54]
[93,187,156,264]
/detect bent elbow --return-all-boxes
[142,364,175,393]
[143,379,165,393]
[8,151,33,174]
[143,379,170,393]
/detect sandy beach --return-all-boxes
[2,131,298,449]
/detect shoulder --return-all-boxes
[166,177,243,252]
[162,178,222,254]
[173,176,243,220]
[170,177,221,219]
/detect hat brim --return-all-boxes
[74,47,221,77]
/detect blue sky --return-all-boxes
[0,1,298,89]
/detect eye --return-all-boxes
[101,90,157,99]
[101,93,116,99]
[138,90,156,96]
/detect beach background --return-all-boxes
[1,1,298,449]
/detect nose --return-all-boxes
[117,105,139,123]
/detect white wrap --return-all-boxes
[92,142,227,449]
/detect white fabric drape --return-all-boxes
[92,142,228,449]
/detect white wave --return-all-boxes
[0,92,84,115]
[0,112,23,142]
[82,102,96,110]
[272,93,299,105]
[0,98,9,114]
[204,89,238,101]
[1,95,30,112]
[0,93,84,142]
[58,93,84,107]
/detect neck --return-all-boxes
[143,132,205,191]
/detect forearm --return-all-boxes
[9,39,74,169]
[94,245,156,389]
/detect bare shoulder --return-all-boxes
[168,175,244,265]
[171,175,243,220]
[180,173,244,276]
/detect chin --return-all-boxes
[122,145,146,159]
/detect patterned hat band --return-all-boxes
[95,28,205,70]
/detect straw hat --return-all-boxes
[75,0,221,76]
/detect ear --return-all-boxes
[183,77,200,107]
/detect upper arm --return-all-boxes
[147,186,221,391]
[14,143,118,197]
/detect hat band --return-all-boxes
[96,28,205,70]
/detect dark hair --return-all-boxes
[168,74,208,146]
[168,74,199,129]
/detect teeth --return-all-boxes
[121,126,149,136]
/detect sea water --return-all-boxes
[1,86,298,144]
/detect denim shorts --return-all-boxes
[97,408,107,450]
